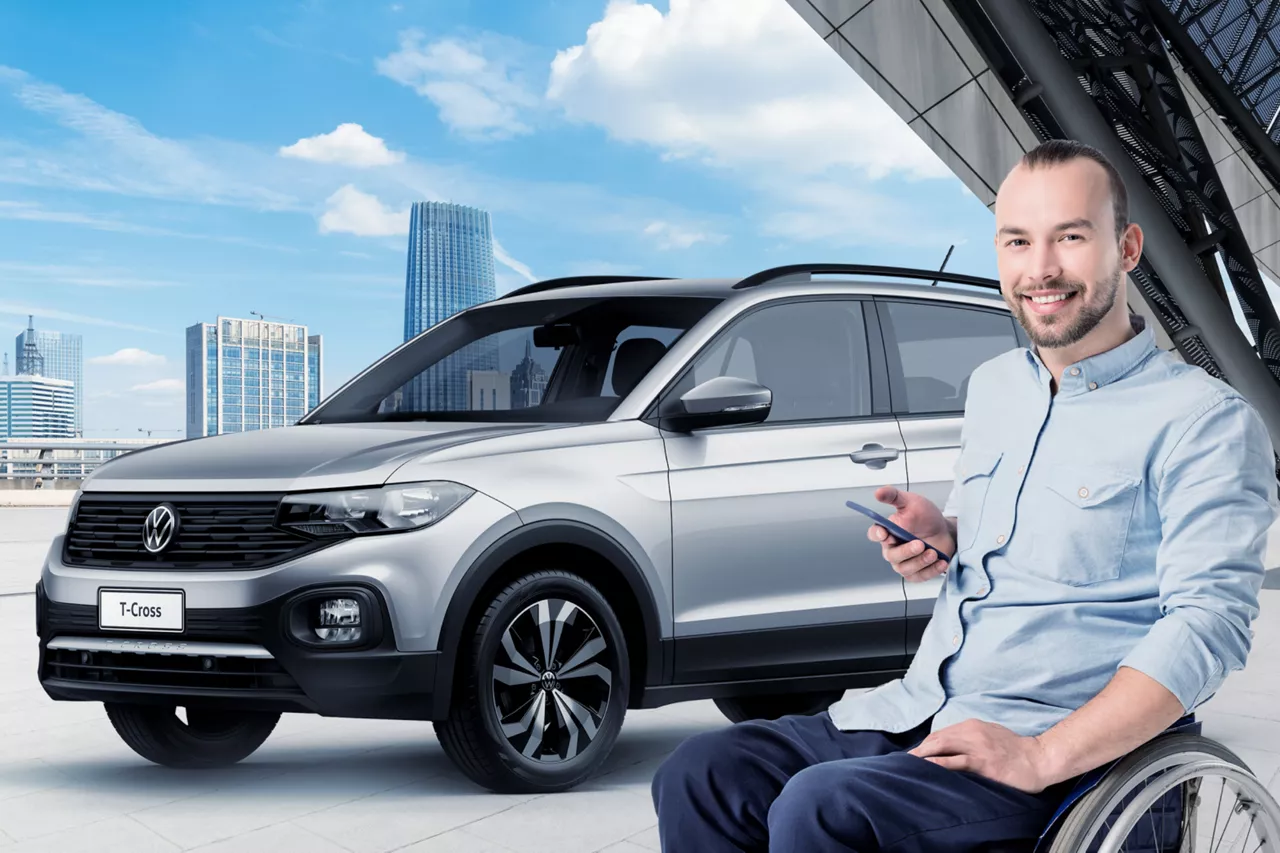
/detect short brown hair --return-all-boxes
[1021,139,1130,238]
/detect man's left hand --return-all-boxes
[908,719,1054,794]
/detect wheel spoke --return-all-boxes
[547,600,578,666]
[559,661,611,683]
[536,600,554,666]
[550,690,580,760]
[559,636,606,675]
[501,628,539,677]
[500,691,542,739]
[553,688,600,758]
[493,665,540,686]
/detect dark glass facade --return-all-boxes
[402,202,498,412]
[185,317,323,438]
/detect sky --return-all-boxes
[0,0,1011,438]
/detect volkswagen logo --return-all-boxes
[142,504,179,554]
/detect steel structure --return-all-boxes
[787,0,1280,476]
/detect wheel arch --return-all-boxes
[430,519,666,719]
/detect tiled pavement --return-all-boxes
[2,508,1278,852]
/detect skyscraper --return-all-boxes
[15,316,83,436]
[185,315,323,439]
[0,375,75,438]
[402,201,498,412]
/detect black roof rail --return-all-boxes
[731,263,1001,292]
[500,275,674,300]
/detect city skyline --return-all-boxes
[0,0,1005,439]
[4,1,1277,440]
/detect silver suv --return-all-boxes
[35,264,1033,793]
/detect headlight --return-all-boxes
[277,481,475,536]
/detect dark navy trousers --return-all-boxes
[650,711,1079,852]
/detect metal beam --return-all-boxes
[1145,0,1280,189]
[977,0,1280,450]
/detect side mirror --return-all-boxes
[662,376,772,432]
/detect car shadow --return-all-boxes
[4,717,717,798]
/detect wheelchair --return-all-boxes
[984,715,1280,852]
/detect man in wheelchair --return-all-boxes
[650,140,1280,851]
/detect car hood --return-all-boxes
[81,421,559,493]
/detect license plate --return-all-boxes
[98,588,184,633]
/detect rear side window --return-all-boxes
[876,299,1021,415]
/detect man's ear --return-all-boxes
[1120,222,1144,272]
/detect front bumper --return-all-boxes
[35,579,441,720]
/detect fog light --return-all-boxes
[314,597,362,643]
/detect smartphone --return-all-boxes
[845,500,952,564]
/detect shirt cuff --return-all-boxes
[1117,614,1225,713]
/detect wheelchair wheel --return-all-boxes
[1046,732,1280,852]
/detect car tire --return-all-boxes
[104,703,280,768]
[435,569,630,794]
[714,689,846,724]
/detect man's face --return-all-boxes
[993,158,1133,350]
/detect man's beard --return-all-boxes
[1010,265,1121,349]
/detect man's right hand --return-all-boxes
[866,486,956,583]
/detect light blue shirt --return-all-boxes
[828,314,1279,738]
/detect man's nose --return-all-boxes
[1025,243,1062,286]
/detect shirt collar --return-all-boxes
[1022,314,1157,395]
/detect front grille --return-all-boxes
[63,494,331,570]
[44,646,301,693]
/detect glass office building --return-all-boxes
[15,317,83,436]
[0,375,75,438]
[402,201,498,412]
[185,316,323,439]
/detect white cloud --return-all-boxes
[279,123,405,167]
[755,179,952,247]
[546,0,949,181]
[0,301,169,334]
[318,184,409,236]
[0,66,294,209]
[89,348,166,367]
[376,30,539,140]
[0,260,177,289]
[492,237,535,282]
[130,378,183,394]
[562,260,644,276]
[643,220,726,250]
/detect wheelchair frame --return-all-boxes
[1029,714,1280,852]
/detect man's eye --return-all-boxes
[1006,239,1028,247]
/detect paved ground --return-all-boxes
[3,508,1280,852]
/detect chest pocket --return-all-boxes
[954,447,1003,552]
[1020,465,1141,586]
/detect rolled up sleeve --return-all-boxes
[1118,392,1278,712]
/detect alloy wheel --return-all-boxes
[490,597,613,763]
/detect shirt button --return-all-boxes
[1078,487,1089,498]
[1017,466,1025,475]
[979,586,989,595]
[996,534,1006,544]
[1089,382,1098,390]
[1070,367,1081,376]
[952,634,960,646]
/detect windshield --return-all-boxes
[305,294,723,424]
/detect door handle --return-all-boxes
[850,444,900,469]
